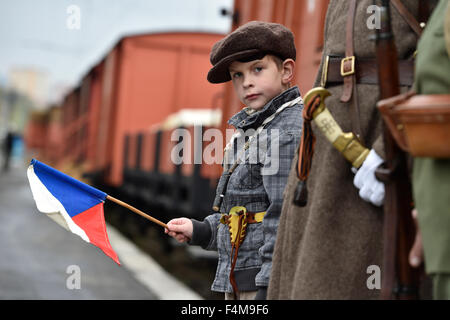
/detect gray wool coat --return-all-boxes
[268,0,424,299]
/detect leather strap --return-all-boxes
[391,0,423,36]
[340,0,363,142]
[229,213,245,299]
[325,57,415,87]
[340,0,357,103]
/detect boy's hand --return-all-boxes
[165,218,193,243]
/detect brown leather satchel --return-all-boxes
[377,91,450,158]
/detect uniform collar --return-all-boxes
[228,86,301,130]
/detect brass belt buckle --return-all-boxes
[341,56,355,77]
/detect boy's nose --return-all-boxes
[242,75,254,88]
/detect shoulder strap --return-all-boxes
[391,0,423,36]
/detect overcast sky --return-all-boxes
[0,0,233,104]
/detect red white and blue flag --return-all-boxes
[27,159,120,265]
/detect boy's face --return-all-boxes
[229,55,290,111]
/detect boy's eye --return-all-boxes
[232,72,242,79]
[254,67,263,72]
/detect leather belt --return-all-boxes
[323,56,415,87]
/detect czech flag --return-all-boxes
[27,159,120,265]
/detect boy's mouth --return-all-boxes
[245,93,260,101]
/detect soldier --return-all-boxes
[408,0,450,299]
[268,0,428,299]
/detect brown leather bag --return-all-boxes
[377,91,450,158]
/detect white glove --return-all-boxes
[353,149,385,207]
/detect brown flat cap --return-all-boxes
[207,21,296,83]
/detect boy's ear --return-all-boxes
[281,58,295,84]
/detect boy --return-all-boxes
[165,21,303,300]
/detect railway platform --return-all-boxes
[0,161,201,300]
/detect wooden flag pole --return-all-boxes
[106,195,168,229]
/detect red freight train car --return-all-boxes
[29,32,225,183]
[86,32,226,187]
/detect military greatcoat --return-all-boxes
[268,0,424,299]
